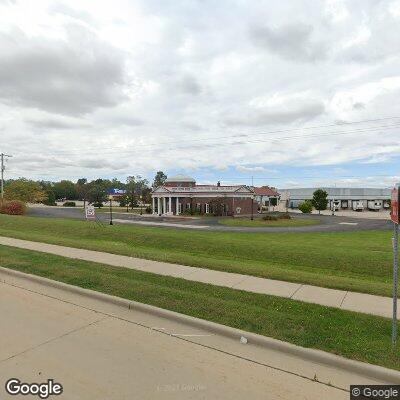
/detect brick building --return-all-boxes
[151,175,258,216]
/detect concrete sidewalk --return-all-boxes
[0,236,396,319]
[0,277,358,399]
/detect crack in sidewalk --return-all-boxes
[1,316,109,364]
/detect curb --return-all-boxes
[1,266,400,383]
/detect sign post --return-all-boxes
[391,186,400,345]
[85,205,96,221]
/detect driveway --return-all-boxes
[27,206,391,232]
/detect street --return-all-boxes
[0,272,388,399]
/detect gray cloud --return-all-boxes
[79,159,129,170]
[250,23,328,62]
[0,26,128,116]
[2,0,400,183]
[176,75,202,95]
[25,117,91,130]
[225,99,325,127]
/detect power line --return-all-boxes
[10,119,400,157]
[218,174,398,181]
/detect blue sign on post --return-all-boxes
[108,188,127,196]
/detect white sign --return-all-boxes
[85,205,96,220]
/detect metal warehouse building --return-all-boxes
[279,187,391,211]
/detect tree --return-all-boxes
[43,190,56,206]
[76,178,90,208]
[4,179,47,203]
[312,189,328,214]
[87,179,107,205]
[125,176,137,209]
[152,171,167,188]
[53,180,78,200]
[125,176,149,209]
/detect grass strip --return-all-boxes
[0,244,399,371]
[218,218,320,227]
[0,214,393,296]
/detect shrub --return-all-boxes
[262,215,278,221]
[279,213,291,219]
[0,200,26,215]
[298,200,313,213]
[63,201,76,207]
[92,202,103,208]
[145,206,152,214]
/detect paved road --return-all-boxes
[27,206,391,232]
[0,273,387,399]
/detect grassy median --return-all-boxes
[0,214,393,296]
[0,244,398,370]
[218,217,320,227]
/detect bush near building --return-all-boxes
[63,201,76,207]
[298,200,313,213]
[262,212,291,221]
[0,200,26,215]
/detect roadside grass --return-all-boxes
[0,214,393,296]
[0,244,398,371]
[218,217,320,228]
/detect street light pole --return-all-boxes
[251,195,254,221]
[109,195,113,225]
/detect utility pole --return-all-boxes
[1,153,12,203]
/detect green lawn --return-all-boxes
[1,244,398,371]
[218,217,320,228]
[0,214,393,296]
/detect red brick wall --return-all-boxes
[177,196,257,216]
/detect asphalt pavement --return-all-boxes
[27,206,392,232]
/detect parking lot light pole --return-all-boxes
[109,195,113,225]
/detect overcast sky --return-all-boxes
[1,0,400,188]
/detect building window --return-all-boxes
[236,207,241,214]
[186,203,191,210]
[205,203,209,214]
[196,203,201,211]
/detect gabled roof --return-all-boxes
[254,186,280,196]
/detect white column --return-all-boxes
[163,197,166,215]
[169,197,172,213]
[157,197,161,216]
[176,197,179,215]
[152,197,155,214]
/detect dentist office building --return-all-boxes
[151,175,277,216]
